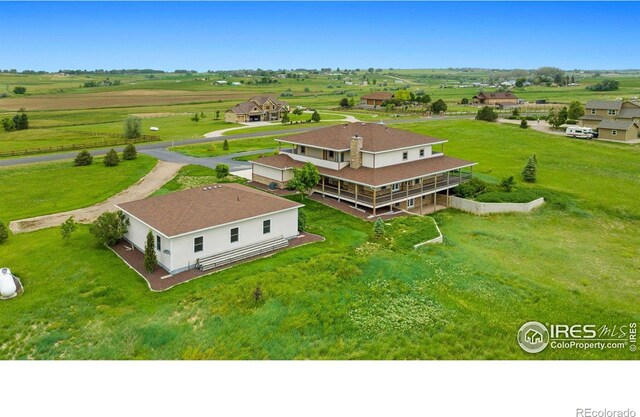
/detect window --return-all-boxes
[328,150,335,159]
[414,178,421,185]
[392,183,400,192]
[611,130,617,136]
[156,235,161,251]
[263,219,271,234]
[591,109,596,115]
[194,236,203,253]
[300,145,306,154]
[419,148,425,157]
[402,151,408,161]
[408,198,415,208]
[230,227,239,243]
[608,109,617,116]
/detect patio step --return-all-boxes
[196,236,289,271]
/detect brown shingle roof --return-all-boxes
[597,119,639,130]
[361,92,395,101]
[276,123,446,152]
[585,100,623,111]
[474,92,518,100]
[253,154,475,187]
[117,183,302,237]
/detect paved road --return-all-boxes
[141,148,277,171]
[0,115,473,168]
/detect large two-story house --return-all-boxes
[251,123,476,215]
[579,100,640,142]
[224,95,288,123]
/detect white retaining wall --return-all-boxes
[448,196,545,215]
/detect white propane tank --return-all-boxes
[0,268,17,298]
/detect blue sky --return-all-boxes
[1,1,638,71]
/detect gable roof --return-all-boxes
[597,119,639,130]
[473,92,518,100]
[585,100,623,111]
[361,92,394,100]
[117,183,302,238]
[619,101,640,118]
[250,95,283,106]
[226,95,287,115]
[228,101,263,114]
[253,153,476,187]
[276,123,445,153]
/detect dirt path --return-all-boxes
[9,160,184,234]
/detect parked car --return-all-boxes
[565,126,593,139]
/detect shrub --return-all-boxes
[144,230,158,273]
[253,285,263,302]
[90,211,129,246]
[103,149,120,167]
[461,97,469,105]
[1,117,15,132]
[500,176,516,192]
[60,216,77,244]
[565,119,577,125]
[520,118,528,129]
[13,86,26,94]
[74,150,93,166]
[281,113,290,124]
[123,116,141,139]
[522,155,538,183]
[122,144,137,160]
[431,99,447,113]
[453,177,488,198]
[311,110,321,123]
[0,221,8,244]
[222,139,229,151]
[374,218,385,238]
[298,210,307,232]
[215,163,229,179]
[475,106,498,122]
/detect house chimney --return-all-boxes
[350,134,363,169]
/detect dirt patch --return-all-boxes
[9,160,184,234]
[0,89,252,111]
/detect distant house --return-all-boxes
[215,80,227,85]
[251,123,476,216]
[117,184,302,274]
[360,92,394,108]
[224,95,288,123]
[580,100,640,143]
[472,92,518,106]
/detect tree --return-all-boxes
[123,116,141,139]
[311,110,321,123]
[1,117,15,132]
[460,97,469,105]
[500,176,516,192]
[222,139,229,151]
[215,110,220,119]
[431,99,447,114]
[374,218,385,238]
[144,230,158,273]
[60,216,77,244]
[74,150,93,166]
[586,79,619,91]
[292,107,303,116]
[281,113,290,124]
[288,162,320,201]
[297,210,307,232]
[103,149,120,167]
[215,163,229,179]
[339,97,349,108]
[515,77,527,88]
[522,155,538,183]
[348,98,355,108]
[512,108,520,117]
[558,106,568,125]
[475,106,498,122]
[395,89,411,102]
[90,210,129,246]
[122,144,137,160]
[12,109,28,130]
[520,118,528,129]
[567,101,585,120]
[191,112,200,123]
[547,109,561,129]
[13,86,26,94]
[0,220,8,244]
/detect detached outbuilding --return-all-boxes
[116,184,302,274]
[597,119,640,142]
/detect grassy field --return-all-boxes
[170,134,287,157]
[0,154,156,222]
[152,165,247,196]
[0,119,638,359]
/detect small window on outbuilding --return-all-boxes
[419,149,425,157]
[156,235,161,251]
[263,219,271,234]
[402,151,408,161]
[230,227,239,243]
[612,129,617,136]
[194,236,203,253]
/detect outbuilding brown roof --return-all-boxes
[253,153,475,187]
[117,183,302,237]
[473,92,518,100]
[361,92,395,100]
[276,122,446,152]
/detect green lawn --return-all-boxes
[152,165,247,196]
[170,134,287,157]
[221,121,340,136]
[0,154,157,222]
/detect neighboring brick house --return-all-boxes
[224,95,288,123]
[251,123,476,216]
[472,92,519,106]
[579,100,640,143]
[360,92,395,108]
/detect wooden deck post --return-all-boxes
[372,188,377,216]
[338,179,341,202]
[355,183,358,205]
[322,176,325,197]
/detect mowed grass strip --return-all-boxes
[170,134,286,157]
[0,154,157,222]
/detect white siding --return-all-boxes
[253,164,287,182]
[124,216,172,271]
[364,145,433,168]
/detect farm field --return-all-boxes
[0,120,638,359]
[0,154,156,222]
